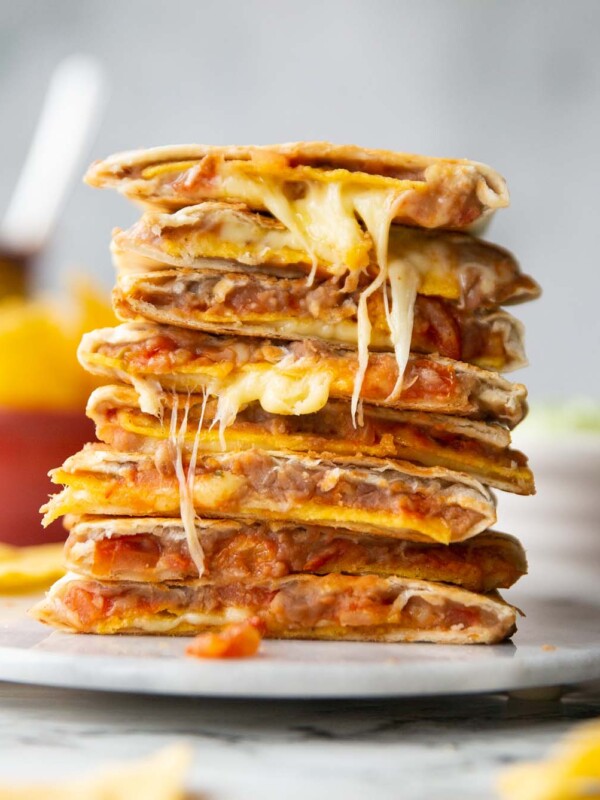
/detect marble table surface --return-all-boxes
[0,679,599,799]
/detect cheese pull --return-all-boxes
[78,323,529,430]
[114,203,540,309]
[87,142,511,401]
[86,141,509,237]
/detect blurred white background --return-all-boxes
[1,0,599,401]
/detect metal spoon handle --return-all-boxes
[0,54,107,254]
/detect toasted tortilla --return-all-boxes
[32,571,517,643]
[65,516,527,592]
[78,322,528,427]
[113,269,527,372]
[42,445,496,545]
[112,202,539,306]
[86,141,508,234]
[87,384,534,495]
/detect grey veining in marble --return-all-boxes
[1,681,599,799]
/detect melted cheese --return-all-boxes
[129,374,164,416]
[352,190,417,420]
[83,348,334,440]
[212,364,333,447]
[209,172,418,416]
[99,178,421,457]
[206,171,373,274]
[169,394,205,576]
[253,177,369,282]
[130,606,250,632]
[267,318,372,347]
[385,258,418,400]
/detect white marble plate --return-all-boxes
[0,591,599,698]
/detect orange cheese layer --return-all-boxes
[43,447,496,545]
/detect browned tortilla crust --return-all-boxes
[112,203,539,305]
[43,445,496,544]
[87,385,534,495]
[113,270,526,372]
[32,572,517,643]
[79,323,528,427]
[85,141,509,231]
[66,517,527,592]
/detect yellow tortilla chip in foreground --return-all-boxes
[0,743,192,800]
[0,543,65,593]
[498,719,600,800]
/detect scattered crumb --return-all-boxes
[541,644,557,652]
[186,618,264,659]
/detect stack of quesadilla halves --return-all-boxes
[34,142,539,644]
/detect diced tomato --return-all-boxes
[444,604,480,630]
[162,549,194,576]
[303,544,346,572]
[64,585,108,627]
[95,535,161,575]
[211,533,279,579]
[185,618,264,659]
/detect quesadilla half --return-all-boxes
[87,385,535,495]
[64,516,527,592]
[86,142,508,242]
[42,445,496,546]
[112,203,540,306]
[32,571,517,643]
[113,269,527,371]
[78,322,528,427]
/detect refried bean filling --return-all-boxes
[60,577,499,633]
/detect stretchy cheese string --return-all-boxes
[352,191,417,423]
[385,258,418,401]
[168,390,178,440]
[257,176,320,286]
[255,180,419,425]
[169,392,205,576]
[351,268,386,423]
[184,387,209,575]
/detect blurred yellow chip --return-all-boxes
[0,278,116,411]
[0,743,192,799]
[0,542,65,593]
[499,719,600,800]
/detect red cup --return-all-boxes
[0,409,94,546]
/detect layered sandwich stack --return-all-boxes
[34,143,539,644]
